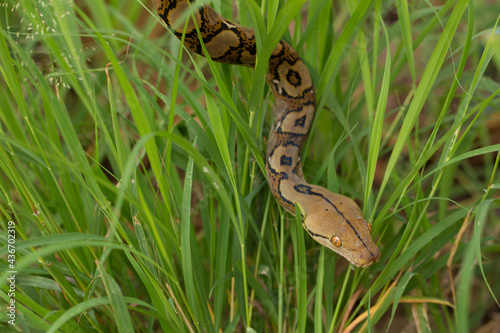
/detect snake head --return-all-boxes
[300,189,381,268]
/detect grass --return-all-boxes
[0,0,499,331]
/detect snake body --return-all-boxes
[154,0,380,267]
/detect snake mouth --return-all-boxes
[355,258,378,268]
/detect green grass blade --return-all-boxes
[97,264,134,333]
[365,16,391,217]
[395,0,416,85]
[292,204,307,333]
[376,0,468,202]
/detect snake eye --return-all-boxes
[331,236,342,247]
[367,223,372,232]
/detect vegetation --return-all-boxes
[0,0,499,331]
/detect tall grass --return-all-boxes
[1,0,499,331]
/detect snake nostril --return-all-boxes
[371,248,381,262]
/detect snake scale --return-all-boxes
[153,0,380,267]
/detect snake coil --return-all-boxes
[153,0,380,267]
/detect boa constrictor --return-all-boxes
[153,0,380,267]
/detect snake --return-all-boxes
[153,0,381,267]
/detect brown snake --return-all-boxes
[153,0,380,267]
